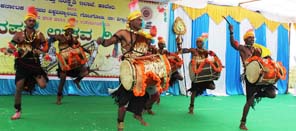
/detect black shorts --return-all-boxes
[112,84,149,115]
[245,79,276,101]
[188,81,215,96]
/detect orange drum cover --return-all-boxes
[166,53,183,73]
[57,47,87,71]
[245,56,284,85]
[120,54,171,96]
[189,56,222,83]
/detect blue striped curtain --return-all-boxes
[168,4,177,53]
[276,25,289,94]
[191,14,209,49]
[0,79,16,95]
[255,23,266,46]
[225,16,243,95]
[167,3,180,95]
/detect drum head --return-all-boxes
[245,61,261,84]
[120,60,134,90]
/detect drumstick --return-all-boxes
[222,16,235,34]
[222,16,231,25]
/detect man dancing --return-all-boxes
[10,6,49,120]
[49,18,90,105]
[229,25,277,130]
[144,36,183,115]
[177,34,217,114]
[97,10,157,130]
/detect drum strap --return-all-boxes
[121,31,142,59]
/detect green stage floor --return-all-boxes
[0,95,295,131]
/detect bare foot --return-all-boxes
[188,106,194,114]
[239,122,248,130]
[11,112,21,120]
[133,115,148,126]
[56,100,62,105]
[156,98,160,105]
[147,109,155,115]
[56,101,61,105]
[56,95,63,105]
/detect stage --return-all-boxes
[0,95,295,131]
[0,75,181,96]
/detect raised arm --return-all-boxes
[229,25,240,50]
[96,30,124,47]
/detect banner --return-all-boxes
[0,0,130,77]
[0,0,169,78]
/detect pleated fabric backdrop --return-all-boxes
[169,5,289,96]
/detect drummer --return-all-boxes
[10,6,49,120]
[49,18,90,105]
[176,34,216,114]
[96,10,157,130]
[157,36,183,85]
[228,25,277,130]
[144,36,184,115]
